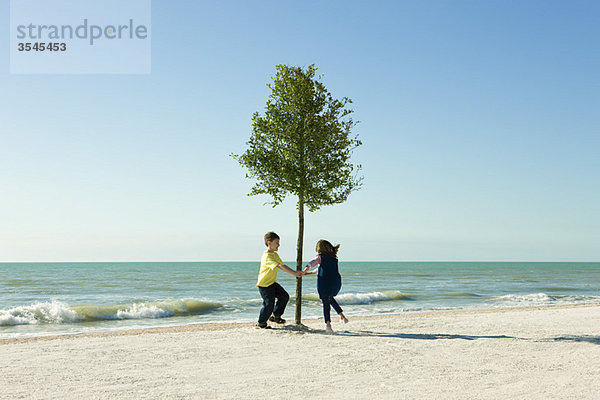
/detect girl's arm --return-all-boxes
[302,255,321,274]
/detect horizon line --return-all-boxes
[1,260,598,263]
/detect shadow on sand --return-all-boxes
[335,331,518,340]
[546,336,600,345]
[278,325,600,344]
[277,325,517,340]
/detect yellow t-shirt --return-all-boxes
[256,250,283,287]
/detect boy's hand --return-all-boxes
[295,271,303,278]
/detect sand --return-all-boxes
[2,304,600,399]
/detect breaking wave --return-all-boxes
[492,293,600,307]
[0,299,222,326]
[303,290,413,305]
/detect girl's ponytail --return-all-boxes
[333,244,340,255]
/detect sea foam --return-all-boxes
[493,293,557,306]
[303,291,412,305]
[0,299,222,326]
[493,293,600,307]
[0,300,83,326]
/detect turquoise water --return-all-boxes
[1,262,599,338]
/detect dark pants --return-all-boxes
[321,296,343,323]
[257,282,289,324]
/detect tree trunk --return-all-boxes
[295,195,304,325]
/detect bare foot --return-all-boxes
[339,313,349,324]
[325,322,334,334]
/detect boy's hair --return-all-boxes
[316,239,340,259]
[264,231,280,246]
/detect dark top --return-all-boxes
[317,254,342,298]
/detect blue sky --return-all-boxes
[1,0,598,261]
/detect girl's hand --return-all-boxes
[302,266,310,272]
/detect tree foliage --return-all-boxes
[233,64,362,211]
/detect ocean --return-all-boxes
[1,262,598,339]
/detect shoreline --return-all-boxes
[3,301,599,345]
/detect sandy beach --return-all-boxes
[2,303,599,399]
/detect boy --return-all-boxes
[256,232,302,329]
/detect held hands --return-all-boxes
[300,267,317,276]
[293,266,317,278]
[302,266,317,275]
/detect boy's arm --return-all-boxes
[277,263,302,278]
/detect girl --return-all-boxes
[303,239,349,333]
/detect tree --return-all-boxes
[233,64,362,324]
